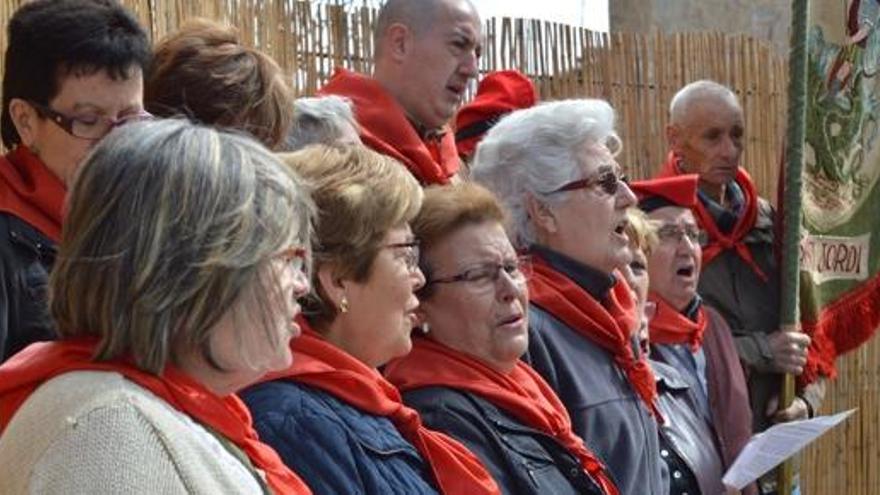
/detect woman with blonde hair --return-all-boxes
[242,145,499,495]
[385,182,619,495]
[0,119,313,494]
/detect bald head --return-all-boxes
[669,80,741,126]
[372,0,481,130]
[374,0,441,53]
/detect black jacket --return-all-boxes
[403,386,606,495]
[0,213,57,362]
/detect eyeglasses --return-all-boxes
[656,224,708,246]
[547,169,629,196]
[384,240,421,272]
[428,256,532,289]
[28,100,153,141]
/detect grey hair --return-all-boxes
[50,118,315,375]
[283,95,358,151]
[470,99,620,249]
[669,80,740,125]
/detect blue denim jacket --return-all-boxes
[241,381,439,495]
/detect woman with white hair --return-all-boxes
[471,99,665,495]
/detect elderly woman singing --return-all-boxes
[0,120,313,494]
[471,100,666,495]
[241,145,499,495]
[384,182,619,495]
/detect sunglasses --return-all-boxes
[546,169,629,196]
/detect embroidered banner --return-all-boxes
[801,0,880,356]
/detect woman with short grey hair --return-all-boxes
[284,95,361,150]
[471,99,667,495]
[0,119,313,494]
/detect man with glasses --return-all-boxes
[659,80,826,494]
[631,175,756,495]
[0,0,150,362]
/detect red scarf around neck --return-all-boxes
[659,152,767,281]
[527,255,662,421]
[384,337,620,495]
[318,68,460,186]
[0,339,312,494]
[0,145,65,242]
[647,293,707,351]
[263,322,500,495]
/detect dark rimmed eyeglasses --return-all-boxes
[28,100,153,141]
[656,224,708,246]
[384,240,421,272]
[546,169,629,196]
[427,256,532,288]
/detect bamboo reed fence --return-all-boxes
[0,1,876,492]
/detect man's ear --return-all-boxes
[665,123,680,153]
[9,98,40,148]
[385,22,413,64]
[525,192,558,235]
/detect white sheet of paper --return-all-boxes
[722,408,856,490]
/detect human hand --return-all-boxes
[766,328,810,375]
[766,395,810,423]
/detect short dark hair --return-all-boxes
[1,0,151,148]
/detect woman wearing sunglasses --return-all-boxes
[384,182,619,495]
[470,99,666,495]
[0,0,151,363]
[241,146,499,495]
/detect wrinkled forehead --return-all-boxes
[429,221,514,265]
[647,205,697,225]
[682,96,744,130]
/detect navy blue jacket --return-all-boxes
[241,380,439,495]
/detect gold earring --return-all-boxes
[339,296,349,314]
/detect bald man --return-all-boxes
[318,0,481,185]
[657,81,827,439]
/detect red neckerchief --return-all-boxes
[318,68,460,185]
[527,254,663,421]
[263,322,500,495]
[0,146,65,242]
[0,339,312,494]
[659,152,767,281]
[385,337,620,495]
[647,293,707,351]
